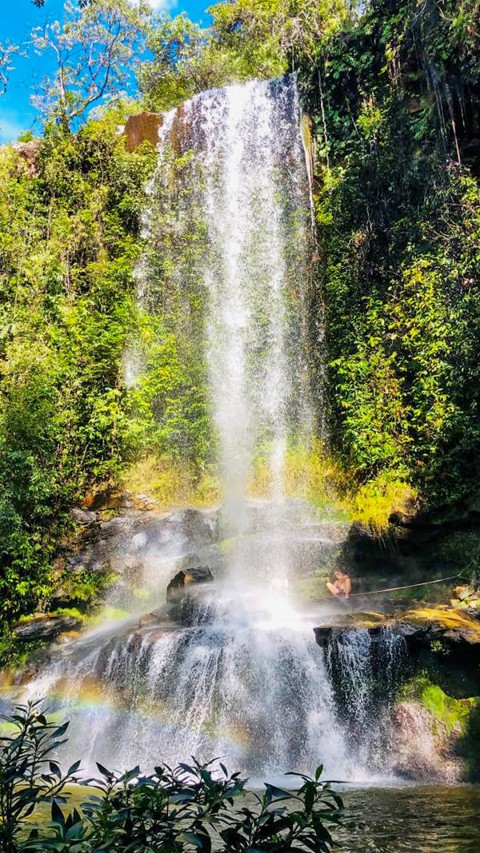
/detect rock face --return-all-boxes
[13,614,83,641]
[124,112,163,152]
[63,504,220,586]
[314,607,480,656]
[71,507,98,526]
[166,566,214,602]
[398,607,480,648]
[14,140,41,177]
[392,700,463,783]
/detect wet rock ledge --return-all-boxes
[314,607,480,660]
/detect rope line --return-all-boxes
[348,574,465,598]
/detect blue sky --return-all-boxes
[0,0,210,143]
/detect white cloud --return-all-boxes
[142,0,177,9]
[0,115,28,144]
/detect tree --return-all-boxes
[140,0,359,113]
[31,0,149,131]
[207,0,359,78]
[140,14,234,112]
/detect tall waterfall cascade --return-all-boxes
[19,77,406,783]
[147,76,316,541]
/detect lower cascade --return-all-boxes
[326,628,408,774]
[15,75,425,785]
[24,560,411,782]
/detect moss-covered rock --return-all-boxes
[13,612,84,641]
[402,677,474,733]
[400,607,480,644]
[314,606,480,651]
[394,675,480,782]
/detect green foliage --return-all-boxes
[139,0,357,111]
[0,701,81,853]
[122,455,220,509]
[124,133,216,472]
[419,682,472,737]
[208,0,356,73]
[305,0,480,510]
[0,115,156,631]
[0,702,343,852]
[125,313,212,467]
[139,14,229,112]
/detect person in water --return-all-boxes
[326,570,351,599]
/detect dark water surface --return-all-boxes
[336,785,480,852]
[32,782,480,850]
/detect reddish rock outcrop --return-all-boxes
[124,112,163,152]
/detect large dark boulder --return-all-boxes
[314,608,480,663]
[166,566,214,602]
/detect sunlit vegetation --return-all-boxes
[307,0,480,512]
[122,455,221,508]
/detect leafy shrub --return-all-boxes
[0,702,344,852]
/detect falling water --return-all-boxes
[16,77,406,783]
[201,80,311,515]
[144,76,314,551]
[326,628,408,773]
[26,588,349,779]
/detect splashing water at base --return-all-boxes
[24,587,355,781]
[326,627,409,775]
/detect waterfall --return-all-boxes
[17,77,406,784]
[200,79,312,515]
[26,590,349,780]
[326,628,409,773]
[144,76,314,549]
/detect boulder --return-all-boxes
[126,622,176,652]
[314,607,480,658]
[13,614,83,642]
[167,507,219,544]
[166,566,214,602]
[99,515,135,537]
[392,700,463,783]
[14,140,41,177]
[399,607,480,646]
[138,607,171,628]
[71,507,98,526]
